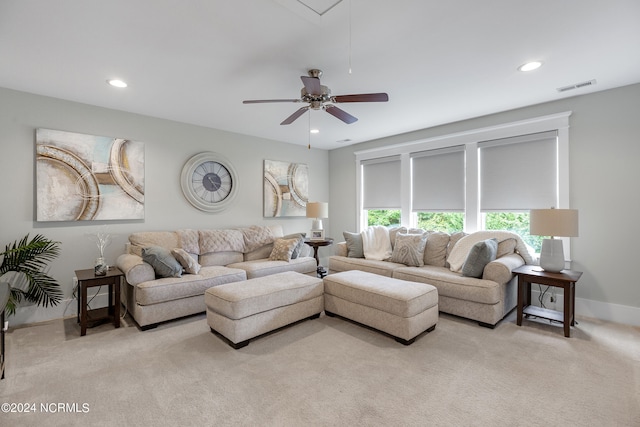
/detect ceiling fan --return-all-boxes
[243,69,389,125]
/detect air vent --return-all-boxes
[557,79,597,93]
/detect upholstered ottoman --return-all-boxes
[323,270,438,345]
[205,271,323,349]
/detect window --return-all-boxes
[479,131,558,252]
[362,156,401,226]
[411,146,465,233]
[355,112,571,258]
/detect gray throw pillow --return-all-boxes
[343,231,364,258]
[142,245,183,278]
[461,238,498,278]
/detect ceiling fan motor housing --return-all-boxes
[301,85,331,107]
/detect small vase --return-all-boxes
[94,257,108,276]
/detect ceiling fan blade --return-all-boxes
[325,105,358,124]
[280,107,309,125]
[243,99,300,104]
[332,93,389,103]
[301,76,322,96]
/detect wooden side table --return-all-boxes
[514,264,582,337]
[75,267,123,336]
[304,238,333,266]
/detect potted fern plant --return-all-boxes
[0,234,62,317]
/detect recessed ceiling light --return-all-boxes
[310,129,320,134]
[518,61,543,72]
[107,79,128,88]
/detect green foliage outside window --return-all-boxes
[416,212,464,234]
[367,210,401,227]
[484,212,543,252]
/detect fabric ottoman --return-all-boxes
[205,271,323,349]
[323,270,438,345]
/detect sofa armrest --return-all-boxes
[116,253,155,286]
[334,242,348,257]
[482,253,525,284]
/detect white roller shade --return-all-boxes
[412,146,465,212]
[479,131,557,211]
[362,156,401,209]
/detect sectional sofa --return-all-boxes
[328,228,534,327]
[116,225,316,329]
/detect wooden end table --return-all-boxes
[304,238,334,266]
[514,264,582,337]
[75,267,123,336]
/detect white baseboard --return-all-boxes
[6,288,640,328]
[9,291,111,327]
[530,289,640,327]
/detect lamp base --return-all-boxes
[539,238,565,273]
[311,219,323,230]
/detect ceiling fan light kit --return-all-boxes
[243,69,388,125]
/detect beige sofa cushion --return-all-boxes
[135,266,247,306]
[128,231,179,256]
[423,231,451,267]
[176,229,200,254]
[392,266,501,305]
[329,256,405,277]
[199,229,245,253]
[239,225,275,252]
[227,257,316,279]
[200,251,244,267]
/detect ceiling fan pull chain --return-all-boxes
[348,0,352,75]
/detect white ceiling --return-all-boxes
[1,0,639,150]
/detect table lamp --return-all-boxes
[529,208,579,272]
[306,202,328,230]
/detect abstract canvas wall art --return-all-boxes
[36,128,145,221]
[263,159,308,217]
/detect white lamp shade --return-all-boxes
[306,202,328,231]
[530,209,579,237]
[306,202,328,219]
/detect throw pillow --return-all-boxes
[343,231,364,258]
[283,233,306,259]
[461,238,498,278]
[269,238,300,262]
[142,245,183,278]
[388,226,407,249]
[171,248,201,275]
[388,232,428,267]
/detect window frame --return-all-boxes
[355,111,572,259]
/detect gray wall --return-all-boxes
[3,83,639,327]
[0,87,329,326]
[328,83,640,325]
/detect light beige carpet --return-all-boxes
[1,310,639,426]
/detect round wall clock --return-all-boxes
[180,152,238,212]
